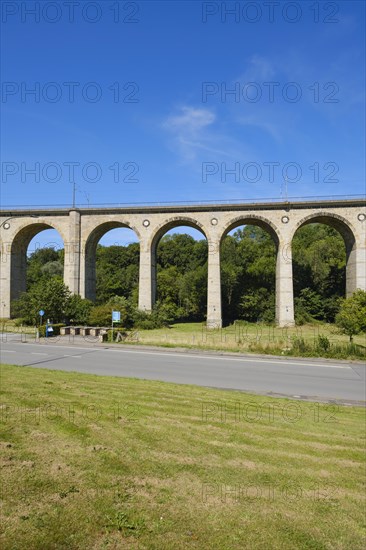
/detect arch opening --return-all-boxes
[10,224,65,317]
[151,222,208,323]
[292,215,356,324]
[220,218,279,325]
[83,222,140,304]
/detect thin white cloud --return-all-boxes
[162,105,255,165]
[244,54,276,81]
[163,106,216,136]
[162,106,218,162]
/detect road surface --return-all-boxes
[1,337,365,404]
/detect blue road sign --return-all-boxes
[39,310,45,316]
[112,310,121,322]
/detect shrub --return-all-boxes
[132,301,184,330]
[316,334,331,352]
[291,336,310,354]
[64,295,93,325]
[88,304,114,327]
[38,323,65,337]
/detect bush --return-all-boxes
[133,310,164,330]
[294,304,314,326]
[291,336,310,354]
[89,296,135,328]
[64,295,93,325]
[295,288,324,320]
[88,304,113,327]
[132,301,184,330]
[136,318,161,330]
[239,288,275,323]
[38,323,65,337]
[316,335,330,352]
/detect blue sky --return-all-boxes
[1,0,365,247]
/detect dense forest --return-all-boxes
[18,223,347,326]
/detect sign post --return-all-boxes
[37,310,44,339]
[45,318,53,338]
[111,310,121,342]
[39,309,44,327]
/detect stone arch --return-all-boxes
[150,216,207,250]
[219,215,280,324]
[292,212,357,296]
[148,216,208,310]
[10,219,68,249]
[292,211,356,248]
[220,214,280,246]
[9,221,67,308]
[83,220,141,302]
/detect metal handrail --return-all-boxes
[1,194,365,212]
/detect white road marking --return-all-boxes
[99,348,352,369]
[1,350,15,353]
[31,352,47,356]
[1,344,353,369]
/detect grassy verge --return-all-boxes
[2,320,365,359]
[1,364,365,549]
[133,322,366,360]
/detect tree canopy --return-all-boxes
[336,290,366,342]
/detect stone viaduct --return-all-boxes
[1,199,365,327]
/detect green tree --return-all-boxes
[41,260,63,277]
[95,243,139,304]
[157,234,198,272]
[292,224,346,321]
[179,266,207,319]
[64,294,93,324]
[239,288,275,323]
[335,290,366,342]
[27,247,63,289]
[12,277,71,324]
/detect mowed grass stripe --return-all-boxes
[0,364,365,550]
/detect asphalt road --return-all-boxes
[1,337,365,404]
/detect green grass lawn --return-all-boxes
[1,364,365,549]
[0,319,36,335]
[135,322,366,356]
